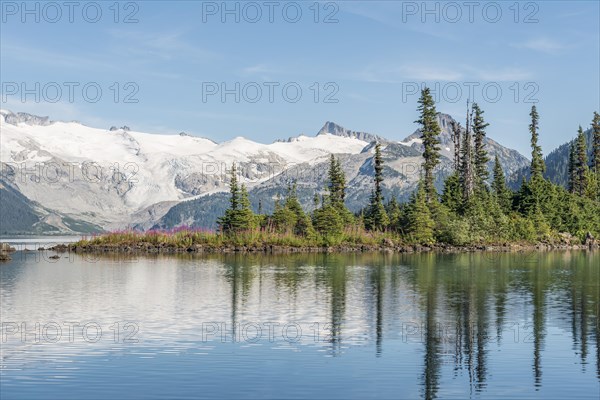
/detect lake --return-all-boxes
[1,250,598,399]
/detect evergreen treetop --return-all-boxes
[472,102,490,188]
[415,88,441,202]
[529,105,546,180]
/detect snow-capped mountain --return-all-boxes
[0,110,530,234]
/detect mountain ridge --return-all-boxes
[0,110,530,233]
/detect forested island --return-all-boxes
[72,89,600,254]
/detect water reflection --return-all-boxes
[1,251,598,399]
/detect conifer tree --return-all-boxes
[460,102,475,201]
[450,120,462,171]
[325,155,353,224]
[592,112,600,175]
[441,174,462,213]
[373,143,384,203]
[472,103,490,188]
[529,105,546,180]
[271,182,314,236]
[312,204,344,239]
[492,155,511,212]
[327,154,346,206]
[575,126,589,196]
[407,182,435,244]
[592,112,600,200]
[415,88,441,202]
[228,163,240,210]
[365,143,389,230]
[313,192,320,209]
[568,142,577,194]
[218,163,257,233]
[386,197,402,230]
[238,184,256,228]
[285,183,314,237]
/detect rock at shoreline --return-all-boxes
[0,243,16,253]
[50,244,69,252]
[0,243,16,262]
[585,232,599,249]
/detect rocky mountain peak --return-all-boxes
[0,110,52,126]
[403,113,459,142]
[402,112,529,178]
[317,121,386,143]
[109,126,131,132]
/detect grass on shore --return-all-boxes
[73,226,558,250]
[75,227,406,249]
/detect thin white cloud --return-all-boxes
[345,92,382,104]
[353,64,531,83]
[238,64,282,81]
[466,66,533,81]
[241,64,278,75]
[1,42,120,72]
[107,29,217,63]
[339,2,459,41]
[513,38,568,55]
[399,65,463,81]
[353,64,462,83]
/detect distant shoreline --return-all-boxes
[62,242,598,255]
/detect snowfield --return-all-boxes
[0,111,369,229]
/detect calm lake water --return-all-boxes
[1,250,598,399]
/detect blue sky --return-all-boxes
[1,0,599,155]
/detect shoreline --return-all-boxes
[62,242,599,255]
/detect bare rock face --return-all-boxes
[317,121,388,143]
[402,113,530,179]
[109,126,131,131]
[559,232,575,245]
[585,232,598,249]
[1,110,51,126]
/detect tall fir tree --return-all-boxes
[328,154,346,206]
[460,102,475,201]
[568,142,577,194]
[575,126,589,197]
[441,173,462,213]
[218,163,257,233]
[282,182,314,237]
[492,155,511,212]
[592,112,600,200]
[373,143,384,203]
[365,143,389,230]
[218,163,240,233]
[238,184,256,228]
[386,197,402,230]
[472,103,490,188]
[415,88,441,202]
[323,154,354,225]
[592,111,600,175]
[529,105,546,180]
[407,181,435,244]
[450,120,462,172]
[228,163,240,210]
[441,115,462,212]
